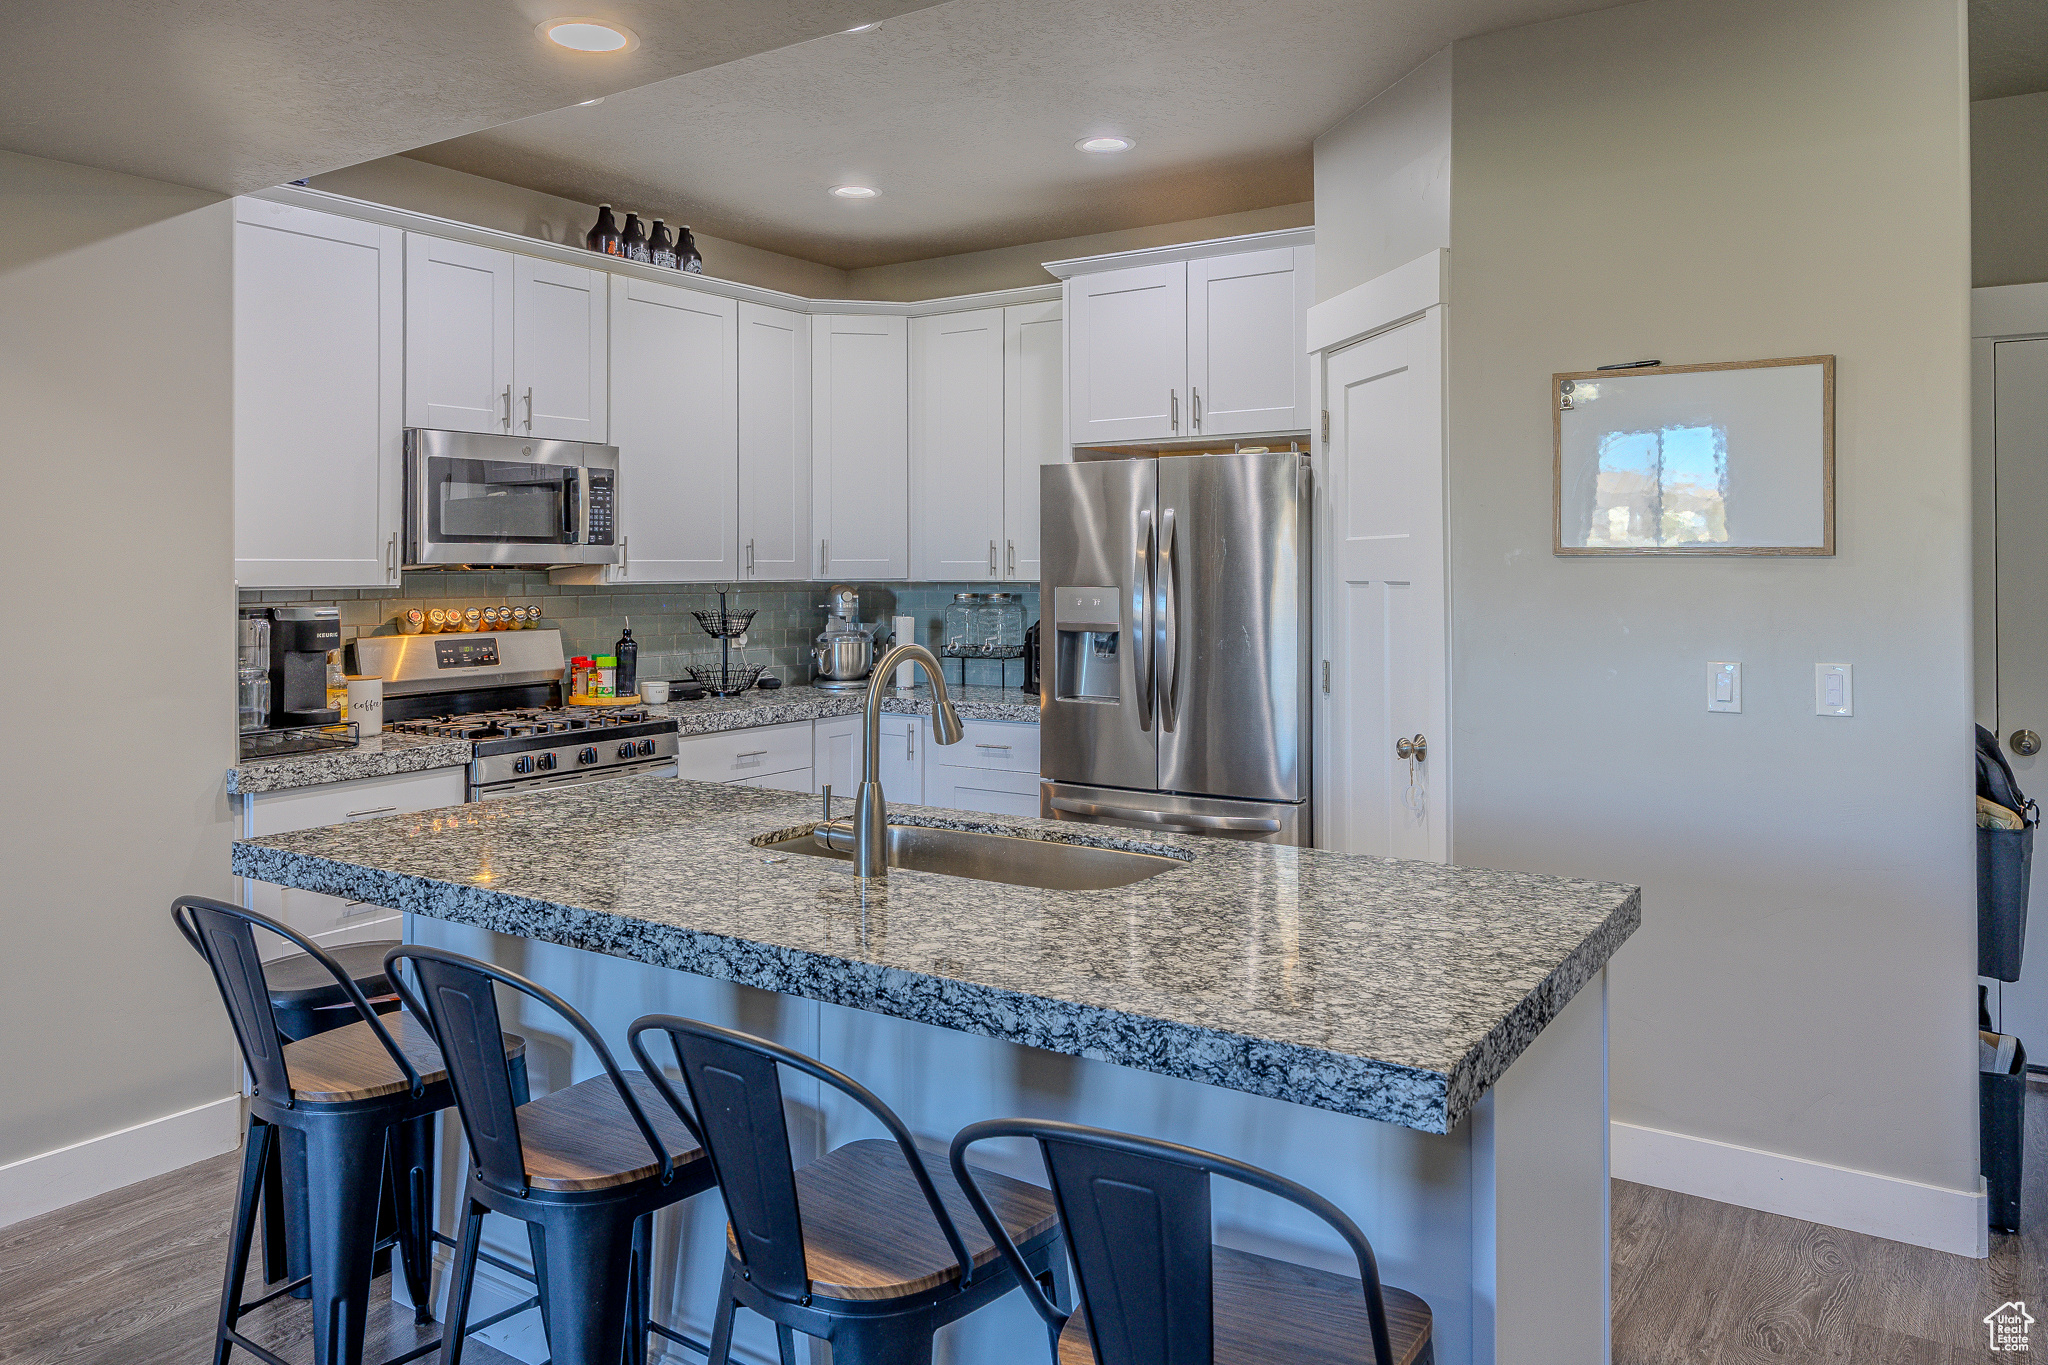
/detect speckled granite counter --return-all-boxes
[233,777,1637,1134]
[227,684,1040,795]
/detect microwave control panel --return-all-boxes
[586,471,615,546]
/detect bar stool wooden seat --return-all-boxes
[174,897,525,1365]
[384,947,717,1365]
[628,1014,1065,1365]
[950,1119,1435,1365]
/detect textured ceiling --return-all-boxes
[0,0,946,194]
[405,0,1639,270]
[1972,0,2048,99]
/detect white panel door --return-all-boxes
[1067,261,1186,446]
[812,314,908,579]
[1003,301,1063,583]
[739,302,812,582]
[1319,309,1447,862]
[233,200,403,588]
[609,276,737,581]
[1189,246,1312,438]
[910,308,1007,581]
[404,234,514,434]
[514,257,608,441]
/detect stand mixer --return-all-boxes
[811,585,882,691]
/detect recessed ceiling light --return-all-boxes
[1076,135,1135,154]
[830,185,880,199]
[841,21,882,33]
[537,19,638,53]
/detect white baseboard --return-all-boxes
[1613,1119,1989,1258]
[0,1094,243,1230]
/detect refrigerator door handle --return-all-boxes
[1047,797,1281,835]
[1157,505,1178,732]
[1133,507,1155,732]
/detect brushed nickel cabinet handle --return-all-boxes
[1191,386,1202,430]
[1170,389,1178,432]
[501,385,512,429]
[989,540,998,575]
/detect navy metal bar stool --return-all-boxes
[949,1119,1434,1365]
[174,896,526,1365]
[628,1014,1065,1365]
[384,946,717,1365]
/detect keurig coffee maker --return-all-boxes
[258,606,341,726]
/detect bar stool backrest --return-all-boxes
[388,945,682,1199]
[173,894,419,1105]
[629,1014,977,1305]
[950,1118,1400,1365]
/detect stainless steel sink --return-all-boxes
[752,823,1187,891]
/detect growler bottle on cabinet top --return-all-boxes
[620,213,649,263]
[676,225,703,274]
[647,219,676,269]
[585,204,621,255]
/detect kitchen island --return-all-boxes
[234,776,1636,1365]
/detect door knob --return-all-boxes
[1395,734,1427,762]
[2013,730,2042,758]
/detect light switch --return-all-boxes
[1708,662,1741,713]
[1816,663,1853,717]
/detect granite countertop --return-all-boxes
[227,684,1040,795]
[232,778,1639,1134]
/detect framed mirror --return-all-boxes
[1554,355,1834,556]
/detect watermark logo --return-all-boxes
[1987,1301,2035,1352]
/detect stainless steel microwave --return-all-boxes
[404,429,620,567]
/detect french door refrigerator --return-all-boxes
[1039,451,1311,844]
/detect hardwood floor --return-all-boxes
[0,1146,519,1365]
[1612,1075,2048,1363]
[4,1085,2041,1365]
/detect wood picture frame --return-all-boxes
[1553,355,1835,556]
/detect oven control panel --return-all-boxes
[435,638,500,669]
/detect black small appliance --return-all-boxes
[1022,620,1041,695]
[262,605,341,726]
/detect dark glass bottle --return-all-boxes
[676,225,703,274]
[614,623,639,698]
[585,204,621,256]
[620,213,649,263]
[647,219,676,270]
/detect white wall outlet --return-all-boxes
[1708,661,1742,713]
[1816,663,1853,716]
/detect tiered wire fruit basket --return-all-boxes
[687,592,764,696]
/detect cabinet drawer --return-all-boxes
[675,722,814,783]
[735,768,814,793]
[931,719,1039,774]
[926,767,1040,818]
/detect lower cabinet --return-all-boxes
[875,714,922,805]
[675,714,1040,814]
[240,767,467,959]
[675,721,814,792]
[813,714,863,796]
[924,767,1040,818]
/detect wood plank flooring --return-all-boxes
[4,1083,2042,1364]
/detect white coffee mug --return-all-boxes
[346,677,384,742]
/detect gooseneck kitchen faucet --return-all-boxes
[817,643,964,878]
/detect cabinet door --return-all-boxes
[813,715,864,797]
[515,257,608,441]
[234,200,403,589]
[739,303,812,582]
[910,309,1007,581]
[876,714,923,805]
[1003,301,1063,583]
[1066,261,1186,446]
[924,767,1040,818]
[404,234,515,434]
[812,314,909,579]
[1187,246,1312,438]
[609,276,738,581]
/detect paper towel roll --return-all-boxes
[894,616,918,687]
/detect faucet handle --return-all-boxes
[821,784,831,821]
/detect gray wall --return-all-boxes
[1445,0,1975,1191]
[0,152,238,1165]
[1974,91,2048,288]
[1310,49,1450,304]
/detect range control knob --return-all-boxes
[578,746,599,766]
[512,756,535,775]
[617,742,637,760]
[536,752,557,771]
[637,740,657,757]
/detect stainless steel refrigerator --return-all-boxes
[1039,451,1311,844]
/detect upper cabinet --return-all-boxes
[233,200,403,589]
[909,308,1007,581]
[1062,236,1313,447]
[812,314,909,580]
[404,235,607,442]
[1003,300,1064,583]
[739,303,812,582]
[609,276,737,581]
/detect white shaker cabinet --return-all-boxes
[233,199,404,589]
[609,276,738,581]
[1003,300,1064,583]
[1066,261,1187,446]
[739,303,813,582]
[1187,246,1312,438]
[875,714,923,805]
[813,714,864,797]
[909,308,1007,581]
[404,235,608,441]
[812,314,909,580]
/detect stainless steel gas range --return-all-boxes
[354,629,679,800]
